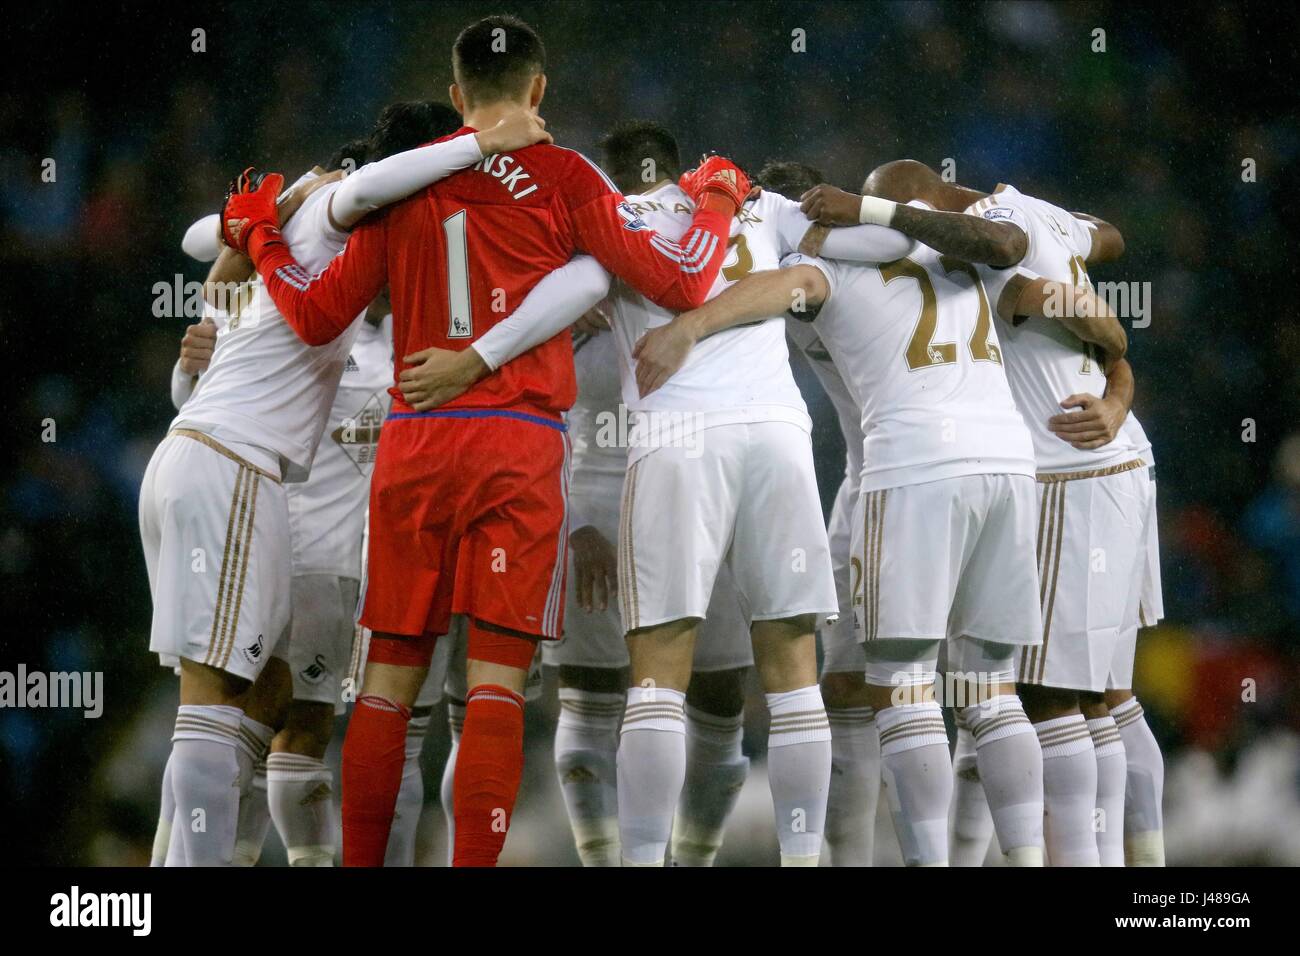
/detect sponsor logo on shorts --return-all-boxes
[299,654,332,686]
[241,633,265,667]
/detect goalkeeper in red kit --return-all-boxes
[222,14,749,866]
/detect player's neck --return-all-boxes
[463,100,533,135]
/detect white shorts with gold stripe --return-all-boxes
[543,478,753,671]
[140,430,290,683]
[616,420,837,634]
[851,473,1041,648]
[1017,460,1148,693]
[1108,464,1161,690]
[821,473,865,675]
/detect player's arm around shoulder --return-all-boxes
[632,262,830,398]
[999,273,1127,359]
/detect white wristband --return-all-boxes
[858,195,897,227]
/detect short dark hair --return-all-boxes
[756,161,825,202]
[599,120,680,194]
[324,138,371,173]
[368,101,463,161]
[452,15,546,106]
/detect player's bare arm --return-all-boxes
[801,182,1026,267]
[1048,356,1135,450]
[998,274,1128,358]
[633,264,829,397]
[1072,211,1126,264]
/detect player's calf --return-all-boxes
[752,615,830,867]
[267,700,337,866]
[618,618,696,866]
[1018,682,1099,866]
[554,665,625,867]
[1104,689,1165,865]
[950,642,1044,866]
[672,667,749,867]
[820,670,880,867]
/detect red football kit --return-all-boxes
[250,131,732,649]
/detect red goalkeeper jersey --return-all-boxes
[254,129,732,418]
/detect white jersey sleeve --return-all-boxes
[329,133,484,226]
[819,223,916,264]
[472,256,611,370]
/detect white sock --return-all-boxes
[617,686,686,866]
[555,689,623,867]
[1111,696,1165,865]
[170,704,245,866]
[949,717,995,867]
[1088,716,1127,867]
[672,704,748,867]
[384,713,429,867]
[267,751,336,866]
[876,700,951,866]
[233,716,275,866]
[825,705,880,867]
[766,686,832,866]
[151,754,176,867]
[439,702,464,867]
[1035,714,1100,866]
[961,696,1044,865]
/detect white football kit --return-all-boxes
[787,231,1042,677]
[141,178,362,680]
[143,135,485,682]
[610,185,844,632]
[967,185,1148,692]
[542,329,752,670]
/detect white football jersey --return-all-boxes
[1122,412,1154,466]
[786,241,1036,492]
[606,185,814,462]
[966,184,1138,473]
[785,316,864,482]
[173,175,366,482]
[286,313,393,579]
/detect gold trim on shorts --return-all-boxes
[169,428,281,483]
[1035,458,1144,484]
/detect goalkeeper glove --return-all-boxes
[221,167,285,261]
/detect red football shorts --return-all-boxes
[360,409,570,645]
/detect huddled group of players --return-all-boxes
[140,14,1166,867]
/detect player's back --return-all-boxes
[380,134,619,419]
[806,241,1035,491]
[606,185,809,441]
[967,184,1137,472]
[176,176,363,481]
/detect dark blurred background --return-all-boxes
[3,1,1299,865]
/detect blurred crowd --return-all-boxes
[3,1,1298,864]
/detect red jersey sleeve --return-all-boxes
[251,217,389,346]
[559,155,730,312]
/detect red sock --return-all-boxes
[453,685,526,867]
[341,695,411,867]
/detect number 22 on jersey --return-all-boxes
[880,256,1001,371]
